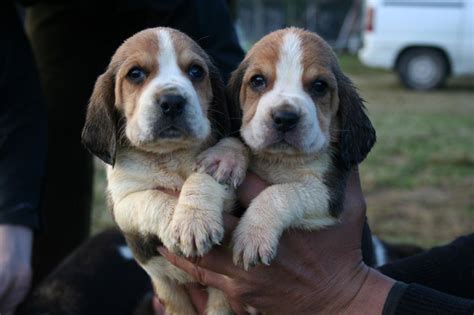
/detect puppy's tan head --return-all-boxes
[229,28,375,168]
[82,27,229,165]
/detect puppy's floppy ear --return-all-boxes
[207,62,232,138]
[336,70,376,170]
[82,69,118,166]
[226,61,247,134]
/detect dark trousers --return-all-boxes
[26,8,128,285]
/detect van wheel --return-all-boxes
[397,48,448,90]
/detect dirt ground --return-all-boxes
[92,55,474,248]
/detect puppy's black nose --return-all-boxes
[159,94,186,118]
[272,110,300,132]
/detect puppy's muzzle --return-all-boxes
[158,94,186,119]
[272,109,300,133]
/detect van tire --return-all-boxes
[397,48,448,90]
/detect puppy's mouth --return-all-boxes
[268,136,300,152]
[256,127,319,156]
[268,140,294,150]
[158,126,186,139]
[251,130,299,154]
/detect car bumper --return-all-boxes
[358,33,398,70]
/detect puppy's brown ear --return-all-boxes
[226,62,247,134]
[81,69,118,166]
[208,62,232,138]
[336,71,376,170]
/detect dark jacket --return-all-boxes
[0,2,47,229]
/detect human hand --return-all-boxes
[158,169,395,314]
[151,283,209,315]
[0,225,33,315]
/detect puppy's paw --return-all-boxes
[169,206,224,257]
[195,138,248,188]
[232,222,279,270]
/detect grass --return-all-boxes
[338,54,474,247]
[91,54,474,248]
[91,164,111,235]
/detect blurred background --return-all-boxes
[92,0,473,248]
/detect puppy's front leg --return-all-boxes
[113,190,178,252]
[196,137,249,188]
[169,172,234,257]
[233,179,337,269]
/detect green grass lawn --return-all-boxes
[92,54,474,248]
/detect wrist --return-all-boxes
[344,268,396,314]
[0,224,33,263]
[297,261,372,314]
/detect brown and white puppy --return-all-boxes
[82,27,247,315]
[228,28,376,269]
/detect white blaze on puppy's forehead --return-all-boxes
[275,31,304,92]
[156,29,180,79]
[136,29,183,118]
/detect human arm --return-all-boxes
[379,234,474,299]
[378,234,474,314]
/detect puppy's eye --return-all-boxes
[250,75,266,91]
[187,64,205,81]
[126,67,147,83]
[311,80,328,96]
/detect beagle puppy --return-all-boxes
[82,27,247,315]
[228,28,376,269]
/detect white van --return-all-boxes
[359,0,474,90]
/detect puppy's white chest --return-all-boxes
[250,153,331,185]
[106,150,196,203]
[250,161,298,184]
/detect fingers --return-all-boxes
[0,268,31,314]
[152,296,166,315]
[154,285,208,315]
[158,250,250,315]
[158,247,234,291]
[236,172,268,208]
[159,244,240,278]
[184,283,208,314]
